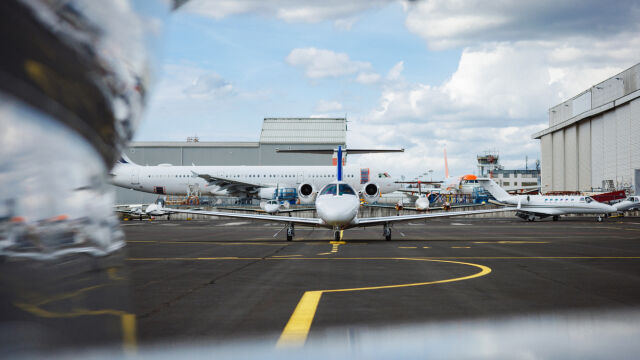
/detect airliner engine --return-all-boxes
[297,183,316,204]
[361,182,380,203]
[258,187,277,200]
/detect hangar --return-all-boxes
[533,63,640,194]
[113,117,347,204]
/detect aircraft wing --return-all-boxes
[161,208,324,227]
[353,207,516,227]
[192,171,262,196]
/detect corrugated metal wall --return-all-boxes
[632,99,640,174]
[541,134,553,193]
[552,130,565,190]
[577,121,591,190]
[617,103,631,186]
[590,116,604,188]
[564,125,578,190]
[603,111,617,185]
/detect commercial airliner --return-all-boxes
[110,153,400,204]
[159,147,514,241]
[479,178,616,222]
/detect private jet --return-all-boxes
[614,196,640,212]
[478,178,616,222]
[160,147,514,241]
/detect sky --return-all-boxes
[136,0,640,181]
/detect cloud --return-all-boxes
[315,100,343,112]
[184,72,233,97]
[386,61,404,81]
[333,17,358,31]
[403,0,640,50]
[356,72,381,84]
[286,47,373,79]
[183,0,391,23]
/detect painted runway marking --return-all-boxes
[423,246,431,249]
[451,223,472,226]
[451,246,471,248]
[273,255,304,258]
[398,246,417,249]
[276,259,491,348]
[473,241,549,244]
[126,256,640,261]
[317,252,332,256]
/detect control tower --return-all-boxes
[477,150,503,177]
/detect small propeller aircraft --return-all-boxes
[161,147,514,241]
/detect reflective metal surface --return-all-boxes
[0,0,172,354]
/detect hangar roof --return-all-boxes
[259,117,347,144]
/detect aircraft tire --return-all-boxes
[552,216,559,221]
[385,234,391,241]
[597,216,603,222]
[287,234,293,241]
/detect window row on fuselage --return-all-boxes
[542,197,593,203]
[143,171,357,180]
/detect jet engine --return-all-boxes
[361,182,380,203]
[258,187,277,200]
[297,183,317,204]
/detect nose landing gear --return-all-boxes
[383,223,392,241]
[286,223,295,241]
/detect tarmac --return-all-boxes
[123,215,640,347]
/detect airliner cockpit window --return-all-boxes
[585,197,593,203]
[320,184,337,195]
[339,184,356,196]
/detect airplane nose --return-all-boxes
[603,204,617,213]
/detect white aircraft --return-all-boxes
[478,178,616,222]
[110,151,401,204]
[115,201,176,220]
[614,196,640,212]
[160,147,514,241]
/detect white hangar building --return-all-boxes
[533,63,640,194]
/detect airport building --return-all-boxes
[114,117,347,204]
[533,63,640,194]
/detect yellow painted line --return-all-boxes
[127,240,287,246]
[276,258,491,348]
[317,252,332,256]
[473,241,549,244]
[121,314,137,354]
[423,246,431,249]
[330,241,346,245]
[451,246,471,248]
[126,256,640,261]
[277,291,323,347]
[272,255,304,258]
[398,246,417,249]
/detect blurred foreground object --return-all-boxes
[0,0,172,354]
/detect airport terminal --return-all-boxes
[2,2,640,358]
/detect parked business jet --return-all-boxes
[110,152,400,204]
[614,196,640,212]
[478,178,616,222]
[160,147,514,241]
[115,201,176,220]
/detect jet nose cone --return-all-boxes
[603,204,617,212]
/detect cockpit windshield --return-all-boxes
[320,184,337,196]
[628,197,639,202]
[585,197,593,203]
[339,184,356,196]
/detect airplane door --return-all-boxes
[130,172,139,185]
[297,171,304,183]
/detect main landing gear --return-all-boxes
[596,215,604,222]
[286,223,295,241]
[383,223,392,241]
[552,215,559,221]
[334,230,341,241]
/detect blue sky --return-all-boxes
[136,0,640,180]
